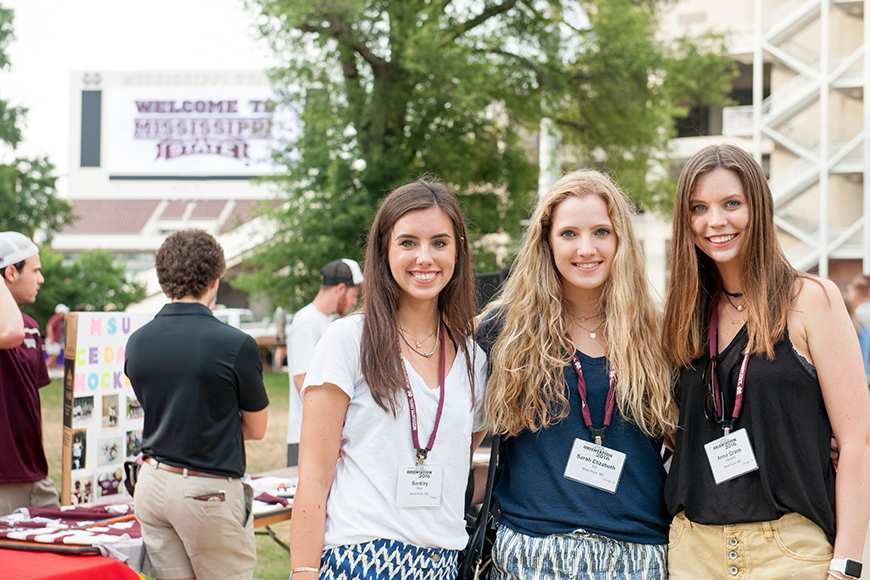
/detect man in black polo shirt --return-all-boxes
[125,230,269,580]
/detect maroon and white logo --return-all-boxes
[105,86,299,176]
[133,99,277,164]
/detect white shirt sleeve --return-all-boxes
[302,315,363,400]
[288,307,329,377]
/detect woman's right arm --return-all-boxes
[289,382,350,577]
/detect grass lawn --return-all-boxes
[41,371,293,580]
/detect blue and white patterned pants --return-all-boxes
[492,525,667,580]
[317,538,459,580]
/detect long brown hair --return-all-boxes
[663,143,806,367]
[480,170,677,437]
[360,179,477,414]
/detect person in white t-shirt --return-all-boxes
[289,180,487,580]
[285,258,363,467]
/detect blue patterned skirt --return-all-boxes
[317,538,459,580]
[492,525,667,580]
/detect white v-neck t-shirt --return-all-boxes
[302,314,487,550]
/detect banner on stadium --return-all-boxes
[103,85,299,176]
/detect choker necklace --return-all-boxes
[723,288,743,298]
[573,318,605,340]
[723,292,746,313]
[399,316,441,357]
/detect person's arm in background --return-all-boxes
[0,281,24,349]
[241,408,268,440]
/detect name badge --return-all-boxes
[563,438,626,494]
[704,427,759,484]
[396,465,444,509]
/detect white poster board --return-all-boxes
[62,312,154,506]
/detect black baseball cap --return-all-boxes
[320,259,363,286]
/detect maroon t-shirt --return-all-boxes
[46,313,63,344]
[0,313,50,483]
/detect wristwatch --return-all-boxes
[831,558,863,579]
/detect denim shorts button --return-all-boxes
[730,565,739,575]
[729,551,738,559]
[431,554,440,562]
[729,537,738,546]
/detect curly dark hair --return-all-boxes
[156,230,226,300]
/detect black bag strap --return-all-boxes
[472,435,500,563]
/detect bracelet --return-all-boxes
[292,567,320,574]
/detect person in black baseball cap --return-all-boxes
[285,258,363,467]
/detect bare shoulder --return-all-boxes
[791,275,838,314]
[787,276,843,363]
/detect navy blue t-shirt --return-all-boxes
[478,310,669,544]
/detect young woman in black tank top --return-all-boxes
[662,143,870,580]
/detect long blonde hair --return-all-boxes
[480,170,677,438]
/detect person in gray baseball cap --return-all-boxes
[0,232,59,516]
[285,258,363,467]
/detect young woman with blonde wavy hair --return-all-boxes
[663,143,870,580]
[477,169,677,580]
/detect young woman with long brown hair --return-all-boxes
[289,179,487,580]
[663,143,870,580]
[478,170,677,579]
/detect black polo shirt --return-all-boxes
[125,302,269,478]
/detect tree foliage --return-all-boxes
[0,6,72,240]
[240,0,736,309]
[21,250,147,328]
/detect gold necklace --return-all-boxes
[567,311,603,324]
[398,324,437,349]
[573,318,605,339]
[399,317,441,357]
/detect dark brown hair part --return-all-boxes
[360,178,477,414]
[156,230,226,300]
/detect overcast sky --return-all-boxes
[0,0,278,196]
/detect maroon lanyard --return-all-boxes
[709,301,751,433]
[401,320,446,465]
[567,333,616,445]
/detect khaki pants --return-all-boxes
[668,511,832,580]
[135,460,256,580]
[0,476,59,517]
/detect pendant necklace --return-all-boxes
[398,322,438,349]
[399,315,441,357]
[574,318,605,339]
[723,289,745,312]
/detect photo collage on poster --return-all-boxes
[64,313,153,506]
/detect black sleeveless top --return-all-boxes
[664,324,836,545]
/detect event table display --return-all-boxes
[0,475,297,575]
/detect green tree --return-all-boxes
[0,6,72,239]
[241,0,735,309]
[22,250,146,328]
